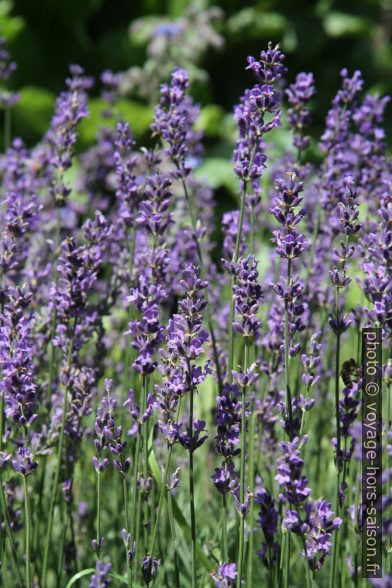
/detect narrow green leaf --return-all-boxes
[108,571,143,587]
[148,450,214,572]
[65,568,95,588]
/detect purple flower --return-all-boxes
[232,363,258,388]
[47,65,93,203]
[270,172,308,259]
[226,255,263,341]
[301,331,321,388]
[90,560,111,588]
[151,67,201,177]
[214,384,242,458]
[0,36,19,108]
[275,436,310,505]
[211,461,236,494]
[234,43,285,184]
[141,556,160,583]
[232,483,252,517]
[100,69,122,108]
[93,381,129,476]
[0,288,37,428]
[54,235,101,323]
[121,529,136,562]
[11,447,37,477]
[287,499,342,571]
[222,211,250,262]
[126,277,167,376]
[0,191,41,281]
[255,488,279,568]
[246,44,286,84]
[286,72,316,151]
[175,419,208,452]
[211,562,237,587]
[0,37,17,81]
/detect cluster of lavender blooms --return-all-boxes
[0,33,390,588]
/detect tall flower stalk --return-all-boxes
[229,43,285,380]
[164,266,210,586]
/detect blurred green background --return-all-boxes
[1,0,391,148]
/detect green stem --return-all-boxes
[167,490,180,588]
[221,492,228,562]
[4,107,11,152]
[130,423,141,585]
[246,408,256,587]
[56,507,68,585]
[149,399,182,582]
[330,287,342,588]
[284,258,294,436]
[295,506,312,588]
[189,387,196,588]
[335,333,342,460]
[42,318,77,587]
[122,476,131,588]
[280,529,290,588]
[96,470,101,557]
[250,202,255,255]
[236,344,249,587]
[0,482,23,587]
[130,428,141,538]
[179,174,223,395]
[149,444,173,559]
[228,179,249,383]
[23,476,32,587]
[141,376,149,554]
[134,490,142,582]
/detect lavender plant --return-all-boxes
[0,32,390,588]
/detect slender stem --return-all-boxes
[167,489,180,588]
[68,502,78,573]
[304,203,321,294]
[221,492,228,562]
[42,318,77,587]
[228,179,249,382]
[236,344,249,587]
[280,528,290,588]
[0,482,23,587]
[179,174,223,394]
[284,258,294,436]
[149,399,182,580]
[130,424,141,585]
[295,506,312,588]
[334,318,342,457]
[250,202,255,255]
[23,476,32,587]
[149,444,173,558]
[122,476,132,588]
[189,387,196,588]
[246,408,256,587]
[56,507,68,584]
[330,286,342,588]
[135,490,142,581]
[95,470,101,557]
[141,376,149,554]
[4,107,11,152]
[130,428,141,537]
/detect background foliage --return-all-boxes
[1,0,392,146]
